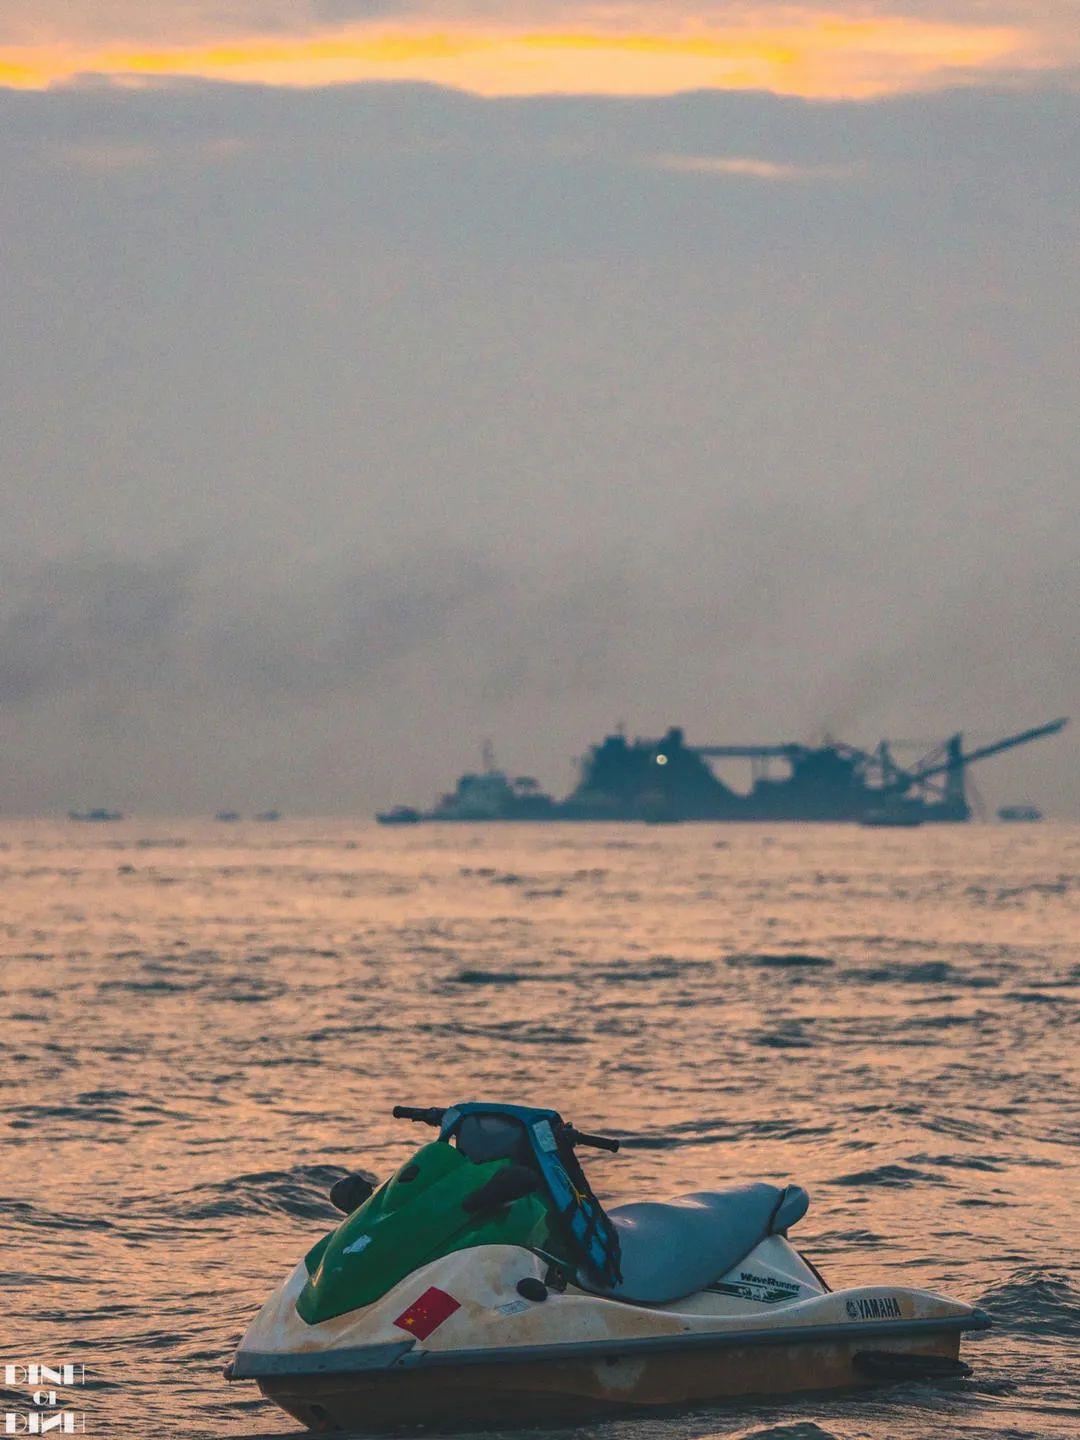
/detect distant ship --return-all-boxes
[374,806,422,825]
[69,808,123,822]
[379,743,559,823]
[377,718,1066,825]
[859,805,925,828]
[997,804,1043,822]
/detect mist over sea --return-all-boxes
[2,820,1077,1439]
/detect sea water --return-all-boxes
[1,820,1077,1438]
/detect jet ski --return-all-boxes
[227,1102,989,1432]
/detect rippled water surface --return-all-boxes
[2,821,1078,1439]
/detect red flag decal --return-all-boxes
[393,1286,461,1340]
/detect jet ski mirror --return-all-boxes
[328,1172,376,1214]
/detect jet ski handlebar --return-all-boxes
[392,1105,446,1126]
[391,1106,620,1153]
[563,1126,620,1153]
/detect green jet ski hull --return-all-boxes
[297,1142,568,1325]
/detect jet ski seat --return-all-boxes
[451,1113,809,1306]
[588,1183,810,1305]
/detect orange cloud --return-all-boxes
[652,153,860,181]
[0,15,1055,98]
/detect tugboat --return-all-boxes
[377,744,558,824]
[375,806,422,826]
[997,804,1043,822]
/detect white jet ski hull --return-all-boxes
[231,1241,989,1431]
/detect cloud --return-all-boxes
[650,153,859,181]
[1,3,1076,98]
[0,555,194,706]
[0,550,500,708]
[1,3,412,47]
[53,135,250,170]
[205,551,501,697]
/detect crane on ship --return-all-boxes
[691,717,1068,822]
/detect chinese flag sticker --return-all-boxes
[393,1286,461,1341]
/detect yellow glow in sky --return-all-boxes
[0,17,1045,98]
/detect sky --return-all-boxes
[0,2,1077,815]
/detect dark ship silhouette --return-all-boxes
[997,804,1043,822]
[377,718,1066,825]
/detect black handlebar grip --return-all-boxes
[392,1105,445,1126]
[567,1127,620,1153]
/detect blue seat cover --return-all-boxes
[584,1183,809,1305]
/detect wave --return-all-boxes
[0,1197,116,1232]
[150,1164,347,1221]
[832,1163,945,1187]
[905,1151,1004,1172]
[449,969,525,985]
[979,1267,1080,1335]
[732,1426,839,1440]
[598,955,713,982]
[418,1019,588,1046]
[726,952,835,969]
